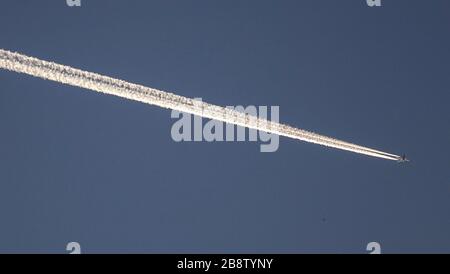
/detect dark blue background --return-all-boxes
[0,0,449,253]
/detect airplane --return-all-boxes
[397,154,409,163]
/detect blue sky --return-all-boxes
[0,0,449,253]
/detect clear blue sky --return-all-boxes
[0,0,449,253]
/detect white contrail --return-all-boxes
[0,49,401,161]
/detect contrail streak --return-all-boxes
[0,49,400,161]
